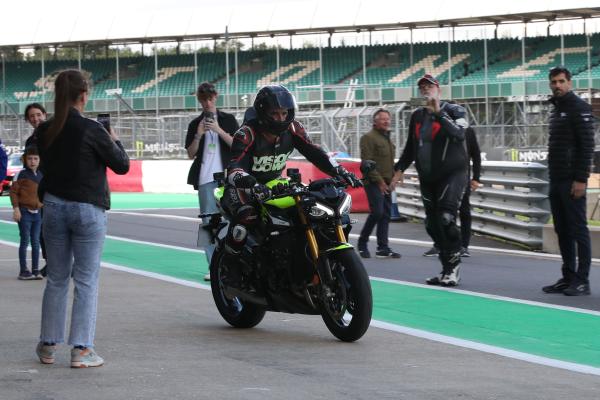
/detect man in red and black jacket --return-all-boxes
[391,74,469,287]
[222,85,360,254]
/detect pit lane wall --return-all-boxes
[106,158,370,212]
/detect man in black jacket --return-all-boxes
[542,66,595,296]
[185,82,239,277]
[423,126,481,257]
[391,74,468,286]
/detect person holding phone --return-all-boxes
[34,69,129,368]
[185,82,239,280]
[391,74,469,287]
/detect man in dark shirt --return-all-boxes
[391,74,469,287]
[185,82,239,279]
[542,66,595,296]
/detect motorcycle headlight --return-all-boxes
[309,202,334,219]
[338,194,352,215]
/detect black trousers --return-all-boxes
[549,180,591,283]
[459,184,472,249]
[420,171,467,271]
[358,182,391,251]
[433,179,472,249]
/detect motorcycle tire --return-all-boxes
[210,248,266,328]
[320,249,372,342]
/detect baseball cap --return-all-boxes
[417,74,439,87]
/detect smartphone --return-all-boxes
[97,113,111,131]
[409,98,429,108]
[204,111,215,123]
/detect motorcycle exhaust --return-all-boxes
[223,286,269,306]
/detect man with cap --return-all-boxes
[185,82,239,280]
[391,74,469,286]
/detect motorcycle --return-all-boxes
[200,163,375,342]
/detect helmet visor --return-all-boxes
[269,90,296,111]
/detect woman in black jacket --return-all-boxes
[34,70,130,368]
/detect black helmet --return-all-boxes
[253,85,296,134]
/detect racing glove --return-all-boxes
[251,183,271,202]
[231,172,257,189]
[335,166,363,188]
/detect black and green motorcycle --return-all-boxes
[202,166,373,342]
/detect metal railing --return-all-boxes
[395,161,551,248]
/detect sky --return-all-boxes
[0,0,599,50]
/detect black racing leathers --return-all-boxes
[395,102,469,272]
[222,120,339,252]
[395,102,468,182]
[227,120,338,185]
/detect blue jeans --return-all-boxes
[40,194,107,347]
[198,181,219,264]
[358,182,391,251]
[18,208,42,273]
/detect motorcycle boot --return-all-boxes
[224,224,248,255]
[426,272,444,285]
[439,251,461,287]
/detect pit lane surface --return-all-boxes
[1,193,599,399]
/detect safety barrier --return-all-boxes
[104,158,370,211]
[395,161,551,248]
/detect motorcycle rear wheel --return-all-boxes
[210,249,266,328]
[320,249,372,342]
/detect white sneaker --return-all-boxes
[71,347,104,368]
[440,266,460,287]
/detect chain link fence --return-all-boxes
[1,101,598,161]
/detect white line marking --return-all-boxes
[370,320,600,376]
[0,219,206,254]
[112,207,196,211]
[0,220,597,314]
[1,221,596,376]
[96,261,600,377]
[105,234,206,254]
[371,276,600,317]
[101,262,211,290]
[348,233,600,264]
[108,211,199,222]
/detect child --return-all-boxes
[10,146,43,280]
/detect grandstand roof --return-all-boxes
[1,0,600,48]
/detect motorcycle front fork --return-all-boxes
[296,203,346,286]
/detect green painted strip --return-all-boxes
[102,238,208,283]
[371,281,600,368]
[0,193,198,210]
[0,222,208,283]
[2,220,599,368]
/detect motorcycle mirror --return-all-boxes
[360,160,377,175]
[287,168,301,183]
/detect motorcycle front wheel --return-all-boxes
[210,248,266,328]
[320,249,373,342]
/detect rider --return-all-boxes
[222,85,360,254]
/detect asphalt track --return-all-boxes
[1,193,599,399]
